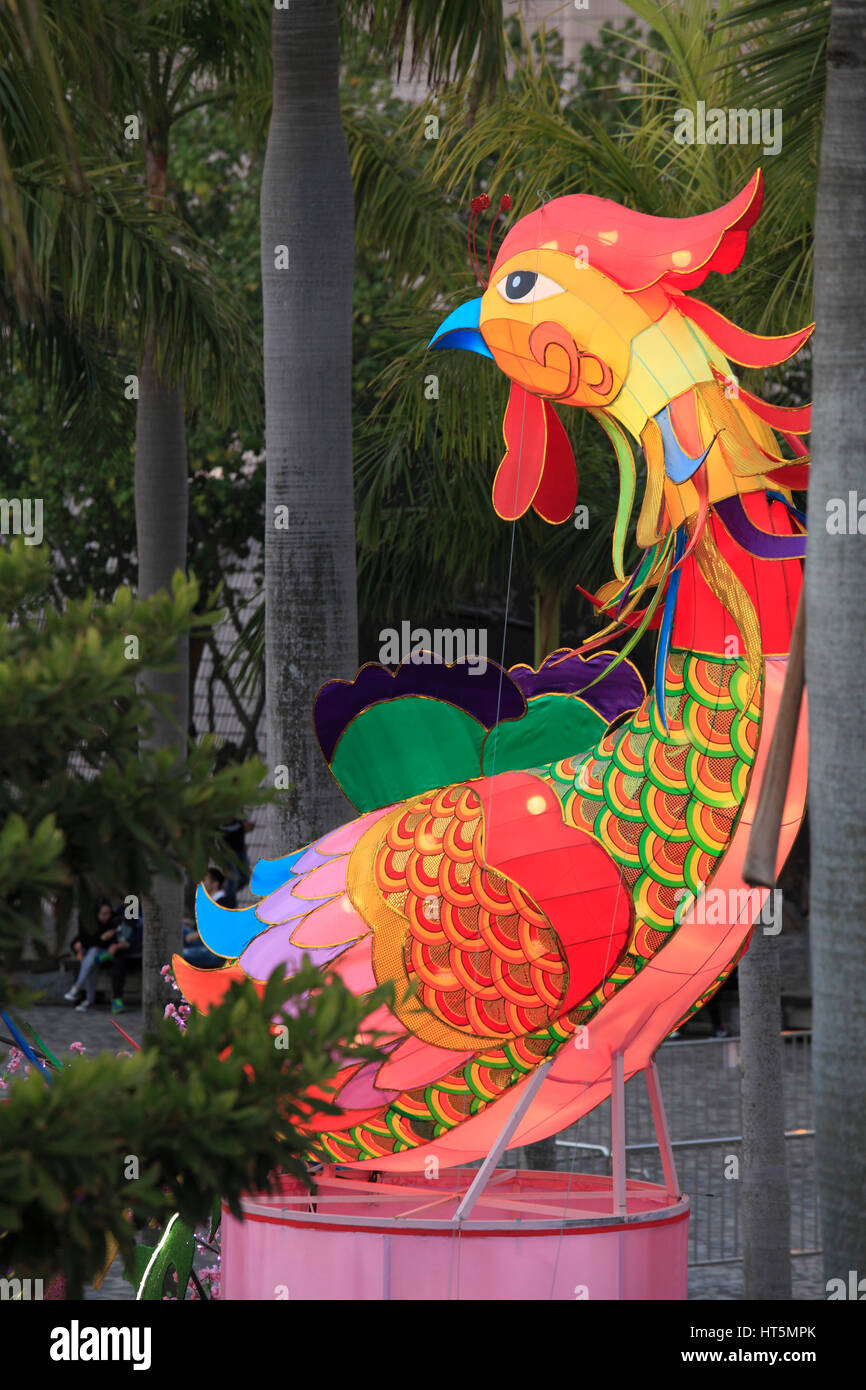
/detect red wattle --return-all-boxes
[492,385,577,524]
[532,400,578,524]
[492,383,547,519]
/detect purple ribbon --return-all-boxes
[714,494,807,560]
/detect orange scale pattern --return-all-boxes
[380,785,569,1040]
[309,653,759,1167]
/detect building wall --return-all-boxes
[391,0,633,103]
[520,0,634,63]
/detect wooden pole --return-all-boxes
[743,590,805,889]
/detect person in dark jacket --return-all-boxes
[219,819,255,908]
[182,868,226,968]
[64,900,121,1010]
[105,915,142,1014]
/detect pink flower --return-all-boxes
[198,1264,221,1299]
[163,1000,187,1032]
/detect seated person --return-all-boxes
[105,915,143,1015]
[219,818,255,908]
[64,900,121,1011]
[181,868,227,969]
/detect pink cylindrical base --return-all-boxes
[222,1169,688,1300]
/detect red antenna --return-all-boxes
[468,193,490,287]
[486,194,512,280]
[467,192,512,289]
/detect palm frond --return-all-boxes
[343,102,467,280]
[349,0,508,96]
[419,3,815,334]
[4,158,259,418]
[714,0,829,118]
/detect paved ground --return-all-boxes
[3,985,823,1302]
[5,997,145,1060]
[688,1257,824,1301]
[2,991,145,1300]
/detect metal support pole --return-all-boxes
[454,1055,555,1223]
[645,1060,680,1196]
[611,1050,627,1216]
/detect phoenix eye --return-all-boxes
[497,270,564,304]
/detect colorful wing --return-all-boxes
[313,649,645,813]
[176,768,633,1167]
[172,806,393,1012]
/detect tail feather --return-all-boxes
[249,845,308,896]
[171,957,259,1012]
[195,888,261,958]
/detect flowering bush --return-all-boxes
[0,962,388,1295]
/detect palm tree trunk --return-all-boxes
[134,128,190,1024]
[261,0,358,856]
[807,0,866,1289]
[739,928,791,1298]
[135,337,189,1023]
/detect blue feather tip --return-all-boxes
[654,526,687,730]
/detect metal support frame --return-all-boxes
[611,1051,627,1216]
[645,1059,681,1196]
[451,1052,679,1225]
[453,1054,556,1222]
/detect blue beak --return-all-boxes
[428,296,493,358]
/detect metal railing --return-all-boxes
[554,1031,818,1265]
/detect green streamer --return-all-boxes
[591,409,636,582]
